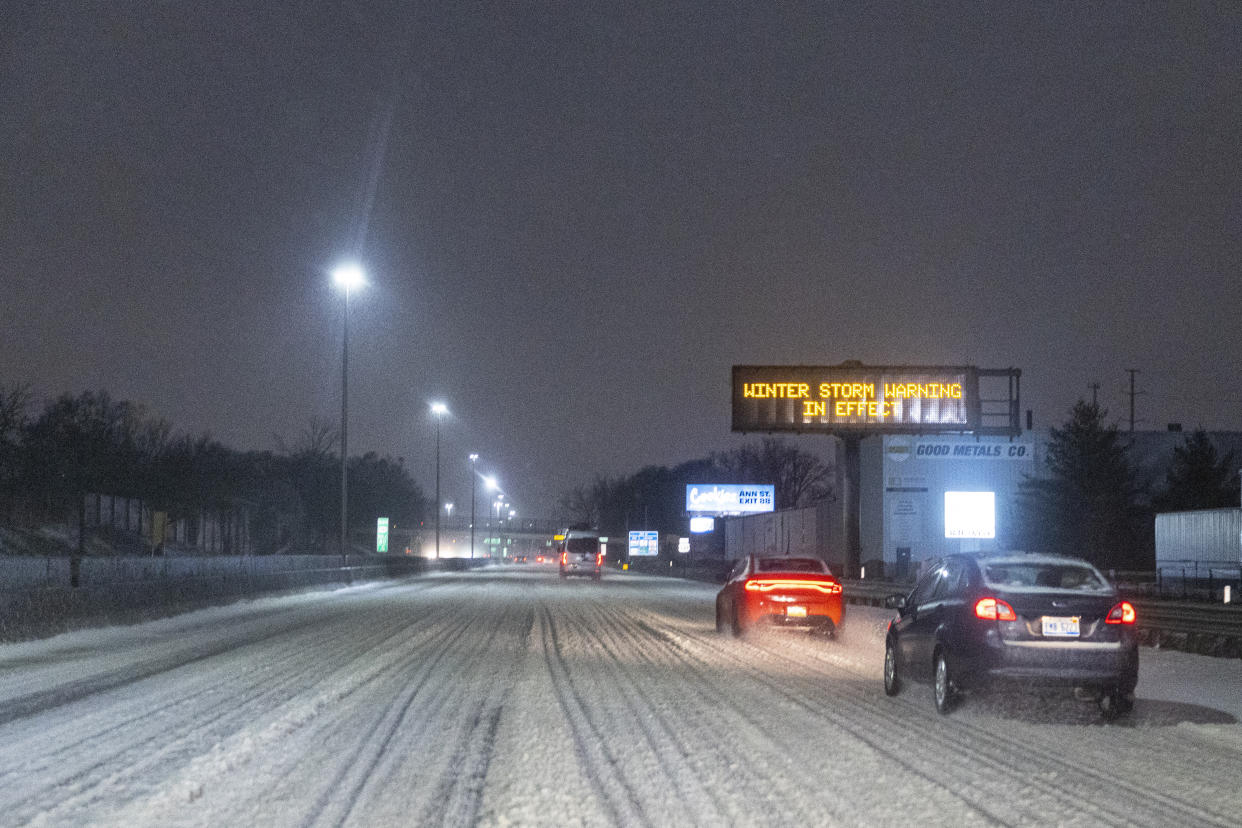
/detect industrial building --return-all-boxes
[724,428,1241,580]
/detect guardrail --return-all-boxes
[837,579,1242,659]
[1129,601,1242,658]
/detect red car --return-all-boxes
[716,555,844,637]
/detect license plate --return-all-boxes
[786,606,807,618]
[1042,616,1080,637]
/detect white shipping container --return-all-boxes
[1154,508,1242,567]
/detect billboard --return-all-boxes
[686,484,775,515]
[733,365,1008,434]
[628,530,659,557]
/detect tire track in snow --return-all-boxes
[333,602,533,827]
[561,598,727,827]
[601,605,989,826]
[290,612,480,827]
[5,600,455,824]
[541,604,652,827]
[657,612,1235,827]
[585,600,826,826]
[426,605,533,827]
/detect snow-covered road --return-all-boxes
[1,568,1240,827]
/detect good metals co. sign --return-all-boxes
[732,364,989,434]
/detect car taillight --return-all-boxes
[1105,601,1136,625]
[744,578,842,594]
[974,597,1017,621]
[560,552,567,565]
[596,552,603,566]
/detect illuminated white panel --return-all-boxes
[944,491,995,539]
[689,516,716,533]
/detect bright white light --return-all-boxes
[944,491,995,539]
[483,476,497,491]
[445,503,454,516]
[430,401,448,416]
[469,453,479,462]
[689,516,716,533]
[332,263,365,291]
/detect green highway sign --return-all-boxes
[376,517,389,553]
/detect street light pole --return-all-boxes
[469,453,479,559]
[340,288,348,568]
[431,402,448,559]
[332,263,365,569]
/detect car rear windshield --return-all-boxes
[756,557,829,574]
[982,562,1110,593]
[566,538,598,554]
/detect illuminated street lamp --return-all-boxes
[469,453,479,559]
[332,263,365,567]
[431,402,448,559]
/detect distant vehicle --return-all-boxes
[559,529,603,580]
[883,554,1139,718]
[715,555,844,637]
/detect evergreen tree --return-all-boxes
[1153,430,1240,512]
[1016,401,1147,569]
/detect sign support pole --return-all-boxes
[842,435,862,579]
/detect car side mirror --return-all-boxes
[884,594,907,610]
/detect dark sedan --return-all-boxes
[883,554,1138,718]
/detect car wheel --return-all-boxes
[1099,690,1135,720]
[730,603,745,638]
[933,649,957,714]
[883,639,902,697]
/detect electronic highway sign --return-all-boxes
[732,364,1020,435]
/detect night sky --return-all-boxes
[4,3,1240,516]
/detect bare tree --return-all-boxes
[714,437,834,509]
[557,482,600,527]
[275,417,339,459]
[0,382,32,520]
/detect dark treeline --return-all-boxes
[557,437,834,538]
[1016,402,1238,570]
[0,384,426,554]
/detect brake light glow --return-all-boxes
[1105,601,1136,625]
[596,552,604,566]
[974,597,1017,621]
[560,551,567,565]
[743,578,842,595]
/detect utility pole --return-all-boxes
[1125,369,1140,432]
[1088,382,1100,407]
